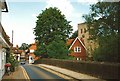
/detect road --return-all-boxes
[23,64,68,81]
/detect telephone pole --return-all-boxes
[12,30,14,46]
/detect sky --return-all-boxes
[2,0,99,47]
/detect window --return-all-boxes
[82,34,85,38]
[81,29,83,33]
[74,47,81,52]
[84,28,86,33]
[74,47,77,52]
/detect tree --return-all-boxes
[34,7,73,57]
[83,2,119,62]
[34,43,48,57]
[70,30,78,39]
[7,53,18,72]
[19,43,29,51]
[46,40,69,59]
[34,7,73,44]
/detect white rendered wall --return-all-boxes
[0,47,6,80]
[30,50,34,53]
[0,48,2,80]
[0,1,2,22]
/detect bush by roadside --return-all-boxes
[7,53,19,72]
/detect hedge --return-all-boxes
[34,58,120,80]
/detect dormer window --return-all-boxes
[74,47,81,52]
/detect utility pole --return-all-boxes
[12,30,14,46]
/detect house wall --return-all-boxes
[28,43,37,63]
[0,8,1,22]
[78,23,98,58]
[70,39,86,60]
[29,55,34,64]
[0,2,3,80]
[0,1,2,22]
[0,0,4,21]
[30,50,34,53]
[0,46,6,80]
[78,23,90,52]
[0,1,9,80]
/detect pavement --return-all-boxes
[2,64,106,81]
[2,66,29,81]
[36,64,106,81]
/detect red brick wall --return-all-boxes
[70,39,86,60]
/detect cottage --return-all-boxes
[68,37,87,61]
[0,0,11,80]
[12,45,23,61]
[28,43,38,63]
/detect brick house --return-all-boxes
[12,45,22,61]
[28,43,39,63]
[68,37,87,61]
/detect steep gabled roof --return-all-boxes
[66,39,74,46]
[29,43,36,50]
[2,0,8,12]
[69,37,87,50]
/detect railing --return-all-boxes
[0,23,11,47]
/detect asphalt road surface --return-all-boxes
[23,64,68,81]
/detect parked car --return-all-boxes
[20,59,26,65]
[29,56,34,64]
[20,61,25,65]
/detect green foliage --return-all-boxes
[7,53,19,72]
[19,43,29,50]
[34,7,72,45]
[83,2,119,40]
[70,30,78,39]
[34,7,73,57]
[93,34,119,62]
[34,43,48,57]
[83,2,119,62]
[46,40,69,59]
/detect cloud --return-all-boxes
[7,0,45,2]
[44,0,86,32]
[45,0,74,19]
[77,0,98,5]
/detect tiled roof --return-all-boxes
[0,23,11,47]
[29,53,36,58]
[66,39,74,45]
[29,43,36,50]
[2,1,8,12]
[13,49,23,54]
[12,45,23,54]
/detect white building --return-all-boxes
[28,43,36,64]
[0,0,10,80]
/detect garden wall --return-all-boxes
[35,58,120,79]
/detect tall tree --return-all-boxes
[47,40,69,59]
[19,43,29,51]
[34,7,73,57]
[83,2,119,62]
[70,30,78,39]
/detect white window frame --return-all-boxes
[30,50,34,53]
[74,46,81,53]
